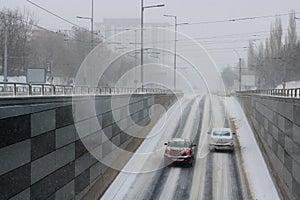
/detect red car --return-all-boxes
[164,138,196,167]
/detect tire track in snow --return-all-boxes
[145,98,196,200]
[101,97,190,200]
[189,95,211,200]
[211,96,244,200]
[211,96,231,200]
[172,97,205,200]
[158,97,201,200]
[224,107,243,200]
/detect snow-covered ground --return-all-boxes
[100,95,280,200]
[276,81,300,89]
[225,97,280,200]
[0,75,26,83]
[101,97,192,200]
[0,75,70,85]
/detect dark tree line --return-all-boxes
[0,8,102,81]
[0,8,34,76]
[248,11,300,88]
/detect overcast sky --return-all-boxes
[2,0,300,70]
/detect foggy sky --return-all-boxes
[2,0,300,70]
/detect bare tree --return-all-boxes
[221,66,238,92]
[0,8,35,76]
[287,10,297,51]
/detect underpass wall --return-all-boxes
[237,95,300,200]
[0,94,177,200]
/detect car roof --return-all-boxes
[211,128,231,132]
[168,138,191,142]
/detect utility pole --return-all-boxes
[233,49,242,91]
[4,27,8,82]
[141,0,144,92]
[76,0,94,49]
[163,15,177,91]
[141,0,164,92]
[134,29,138,88]
[174,16,177,91]
[163,15,188,91]
[239,58,242,91]
[91,0,94,49]
[76,0,94,85]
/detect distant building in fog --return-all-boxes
[94,19,173,88]
[95,18,169,47]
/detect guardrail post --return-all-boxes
[13,83,17,96]
[29,84,32,96]
[53,85,56,95]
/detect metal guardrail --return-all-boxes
[236,88,300,98]
[0,82,168,97]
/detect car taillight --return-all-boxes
[187,148,192,155]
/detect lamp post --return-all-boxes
[163,14,188,91]
[3,27,8,82]
[141,0,164,92]
[76,0,94,49]
[233,49,242,91]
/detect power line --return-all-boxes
[25,0,106,38]
[25,0,80,28]
[44,10,300,35]
[184,11,300,26]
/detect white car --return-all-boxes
[208,128,234,152]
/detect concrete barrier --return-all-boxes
[0,94,177,200]
[237,94,300,200]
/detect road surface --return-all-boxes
[101,95,245,200]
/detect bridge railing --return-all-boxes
[0,82,169,96]
[236,88,300,98]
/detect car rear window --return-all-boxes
[213,131,230,136]
[169,141,189,147]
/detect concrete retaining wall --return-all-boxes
[238,95,300,200]
[0,94,177,200]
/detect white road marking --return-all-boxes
[158,97,201,200]
[158,168,181,200]
[211,96,232,200]
[101,97,191,200]
[189,95,210,200]
[101,95,249,200]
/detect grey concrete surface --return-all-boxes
[238,95,300,200]
[0,94,177,200]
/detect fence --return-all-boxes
[236,88,300,98]
[0,82,169,96]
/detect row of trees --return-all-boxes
[0,8,34,76]
[247,11,300,88]
[0,8,102,80]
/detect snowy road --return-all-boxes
[101,95,278,200]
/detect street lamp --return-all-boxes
[233,49,242,91]
[76,0,94,49]
[163,14,188,91]
[141,0,164,92]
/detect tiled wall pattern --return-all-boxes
[0,94,164,200]
[238,96,300,200]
